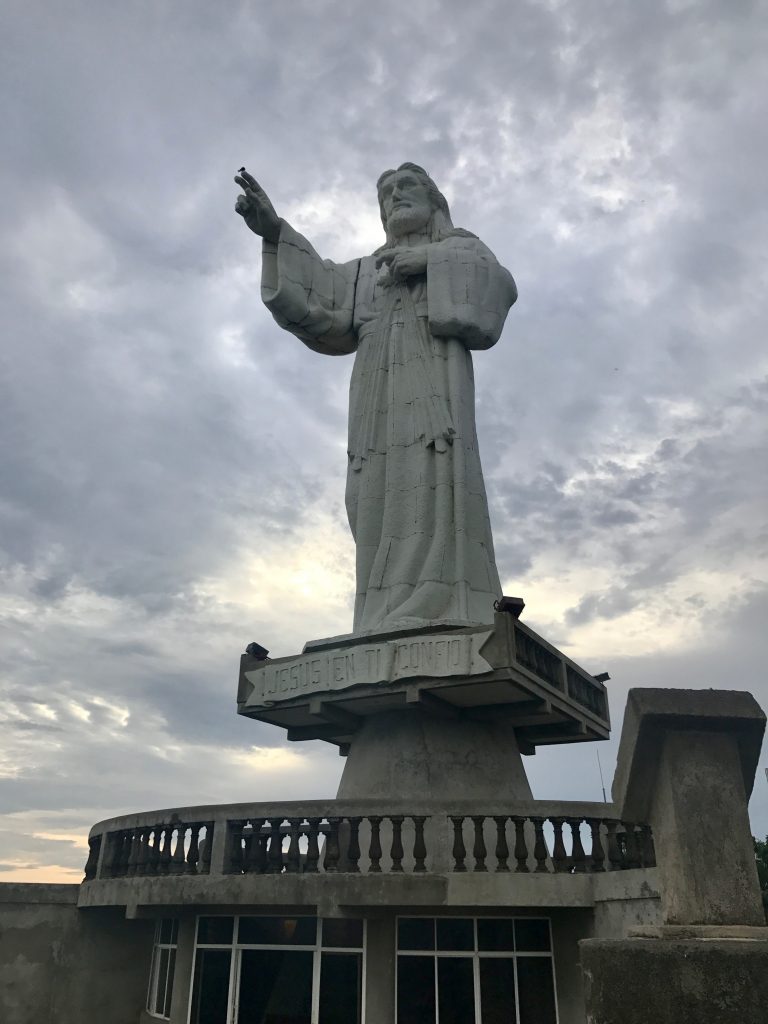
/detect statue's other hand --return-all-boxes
[234,170,281,243]
[375,246,428,282]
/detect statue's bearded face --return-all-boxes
[378,169,432,238]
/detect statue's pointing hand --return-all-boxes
[234,170,281,243]
[375,246,428,283]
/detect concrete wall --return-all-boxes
[591,868,661,939]
[581,937,768,1024]
[0,882,154,1024]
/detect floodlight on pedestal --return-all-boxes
[245,641,269,661]
[494,595,525,618]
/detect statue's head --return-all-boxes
[376,163,455,243]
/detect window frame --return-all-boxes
[147,918,179,1020]
[395,915,559,1024]
[187,915,366,1024]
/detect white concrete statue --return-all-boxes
[235,164,517,635]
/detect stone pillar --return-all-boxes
[364,913,396,1024]
[580,688,768,1024]
[169,916,197,1024]
[610,688,765,927]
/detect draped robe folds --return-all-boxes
[261,221,517,635]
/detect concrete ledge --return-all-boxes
[78,865,660,913]
[628,923,768,940]
[581,936,768,1024]
[0,882,79,904]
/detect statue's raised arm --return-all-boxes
[236,163,517,636]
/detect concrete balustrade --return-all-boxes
[79,798,656,916]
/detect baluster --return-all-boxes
[127,830,140,877]
[345,817,361,873]
[224,821,242,874]
[550,817,568,872]
[136,827,149,876]
[285,818,302,873]
[186,825,200,874]
[245,819,266,874]
[118,832,132,876]
[639,824,656,867]
[158,826,172,875]
[110,833,124,877]
[200,823,213,874]
[266,819,285,873]
[568,819,587,873]
[304,818,320,873]
[511,816,529,873]
[623,822,640,868]
[472,816,488,872]
[147,827,162,875]
[101,834,117,878]
[83,835,100,880]
[390,816,404,872]
[493,816,509,872]
[531,816,548,872]
[240,823,253,875]
[170,826,187,874]
[324,817,341,872]
[367,816,382,873]
[605,820,622,870]
[588,819,606,872]
[450,816,467,872]
[412,816,427,872]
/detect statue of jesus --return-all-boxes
[235,163,517,636]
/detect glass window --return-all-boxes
[238,949,313,1024]
[191,916,364,1024]
[197,917,234,945]
[239,916,317,946]
[396,917,556,1024]
[397,917,435,951]
[147,918,178,1019]
[516,958,557,1024]
[319,952,362,1024]
[437,957,474,1024]
[479,958,517,1024]
[514,919,551,953]
[397,955,436,1024]
[322,918,364,949]
[477,919,515,953]
[190,948,231,1024]
[436,918,474,951]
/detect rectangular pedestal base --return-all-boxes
[580,937,768,1023]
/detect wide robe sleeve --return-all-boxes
[260,220,360,356]
[426,234,517,351]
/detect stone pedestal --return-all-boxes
[611,688,766,927]
[580,937,768,1024]
[238,616,611,757]
[581,688,768,1024]
[336,708,533,801]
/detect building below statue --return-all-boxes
[1,630,766,1024]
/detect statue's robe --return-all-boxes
[261,222,517,634]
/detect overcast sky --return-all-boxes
[1,0,766,882]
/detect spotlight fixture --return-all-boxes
[594,672,610,683]
[245,642,269,661]
[493,596,525,618]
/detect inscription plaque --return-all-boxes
[243,631,493,709]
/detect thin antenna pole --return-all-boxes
[596,749,607,803]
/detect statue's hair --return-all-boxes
[376,163,473,246]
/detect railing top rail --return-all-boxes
[88,798,623,838]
